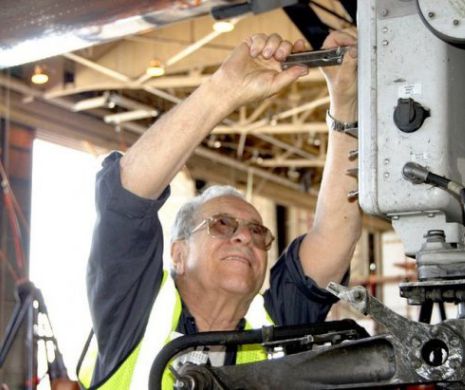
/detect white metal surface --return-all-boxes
[418,0,465,45]
[358,0,465,254]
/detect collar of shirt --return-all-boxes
[176,300,246,366]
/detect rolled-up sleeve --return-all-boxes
[87,151,170,377]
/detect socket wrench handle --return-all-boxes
[281,46,349,70]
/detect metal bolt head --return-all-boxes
[453,19,460,26]
[450,337,460,347]
[353,289,364,301]
[382,40,389,46]
[411,337,421,348]
[450,358,461,369]
[428,11,435,18]
[381,8,389,16]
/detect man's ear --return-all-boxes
[171,240,187,276]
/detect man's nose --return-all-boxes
[231,223,253,245]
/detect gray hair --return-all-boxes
[170,185,245,243]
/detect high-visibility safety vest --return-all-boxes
[77,271,274,389]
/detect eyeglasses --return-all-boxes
[190,213,275,251]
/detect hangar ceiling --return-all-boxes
[0,1,389,229]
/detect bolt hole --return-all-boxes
[421,339,448,367]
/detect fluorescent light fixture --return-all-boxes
[213,20,235,33]
[109,94,153,112]
[72,93,111,112]
[31,65,49,85]
[104,109,158,124]
[74,93,157,113]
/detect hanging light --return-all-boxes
[213,20,235,33]
[31,65,49,85]
[146,59,165,77]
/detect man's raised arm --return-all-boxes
[299,30,362,288]
[120,34,309,200]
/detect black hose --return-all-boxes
[148,319,368,390]
[402,161,452,188]
[425,171,450,189]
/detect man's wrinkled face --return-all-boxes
[178,196,269,298]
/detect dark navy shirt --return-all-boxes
[86,152,343,384]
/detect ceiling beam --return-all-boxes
[62,52,182,104]
[0,89,124,151]
[44,69,325,99]
[44,75,211,99]
[0,74,144,135]
[63,52,131,83]
[213,122,328,134]
[257,158,325,168]
[187,154,316,210]
[274,96,330,120]
[194,146,301,191]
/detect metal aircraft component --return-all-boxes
[150,320,370,390]
[358,0,465,256]
[0,0,229,68]
[170,325,465,389]
[281,46,349,70]
[414,230,465,280]
[417,0,465,46]
[328,283,465,385]
[401,279,465,305]
[198,337,400,389]
[161,281,465,389]
[152,283,465,389]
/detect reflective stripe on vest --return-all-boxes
[78,271,274,389]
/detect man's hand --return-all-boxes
[320,30,357,122]
[211,33,309,109]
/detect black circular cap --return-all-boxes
[394,98,430,133]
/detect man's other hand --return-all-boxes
[320,29,358,122]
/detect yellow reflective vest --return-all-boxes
[78,271,274,389]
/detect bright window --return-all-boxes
[30,139,98,381]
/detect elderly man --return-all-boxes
[78,30,360,389]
